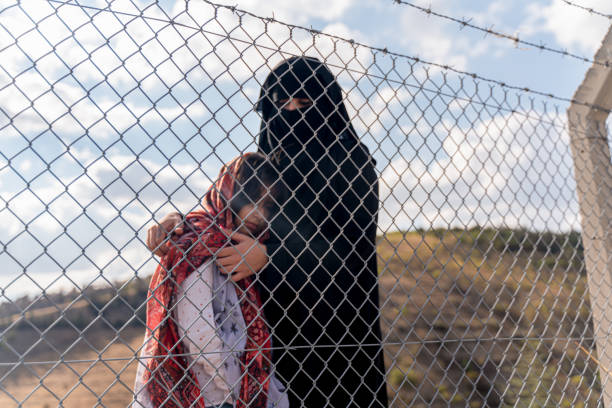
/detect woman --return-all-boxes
[252,56,388,408]
[133,153,289,408]
[149,57,388,407]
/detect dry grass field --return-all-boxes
[0,327,143,407]
[0,229,598,407]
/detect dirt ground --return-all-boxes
[0,327,143,407]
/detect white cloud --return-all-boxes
[0,144,220,296]
[389,0,582,74]
[469,0,509,26]
[164,2,371,89]
[1,0,370,144]
[301,22,373,74]
[0,0,586,300]
[346,85,414,136]
[398,14,468,71]
[378,110,580,233]
[520,0,612,55]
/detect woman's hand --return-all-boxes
[146,212,184,257]
[216,229,268,281]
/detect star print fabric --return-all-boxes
[133,259,289,408]
[174,260,288,407]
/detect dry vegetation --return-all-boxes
[379,228,596,407]
[0,228,598,407]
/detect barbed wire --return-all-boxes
[0,336,599,367]
[0,0,606,404]
[392,0,611,69]
[561,0,612,20]
[200,0,610,111]
[23,0,593,142]
[40,0,610,113]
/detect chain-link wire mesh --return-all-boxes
[1,0,611,407]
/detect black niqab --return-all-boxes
[256,56,357,154]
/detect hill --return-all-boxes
[0,228,598,407]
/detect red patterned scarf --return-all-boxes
[142,154,272,407]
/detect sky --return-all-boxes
[1,0,611,298]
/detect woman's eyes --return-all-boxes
[278,99,313,108]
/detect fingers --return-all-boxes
[216,253,241,270]
[160,212,182,231]
[147,211,187,257]
[161,218,179,234]
[216,252,255,275]
[216,263,252,281]
[216,241,256,257]
[218,260,258,278]
[147,225,162,251]
[221,227,252,243]
[231,270,254,282]
[147,224,173,257]
[216,246,242,258]
[146,227,153,251]
[231,231,251,242]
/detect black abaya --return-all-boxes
[255,57,389,408]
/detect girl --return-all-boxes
[133,153,289,408]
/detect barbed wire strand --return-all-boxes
[0,336,600,367]
[200,0,610,112]
[393,0,610,68]
[393,0,612,69]
[561,0,612,20]
[29,0,593,139]
[0,0,599,169]
[41,0,610,113]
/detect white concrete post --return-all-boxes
[568,25,612,406]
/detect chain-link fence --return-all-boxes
[1,0,611,407]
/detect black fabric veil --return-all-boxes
[255,56,358,154]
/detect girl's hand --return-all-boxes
[216,228,268,281]
[146,212,184,257]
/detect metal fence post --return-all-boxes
[568,24,612,407]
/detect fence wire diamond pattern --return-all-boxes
[0,0,607,407]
